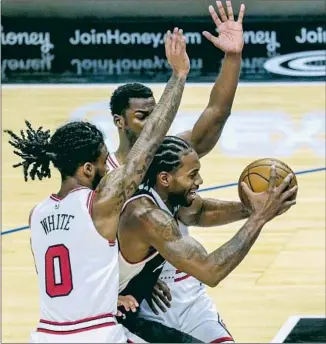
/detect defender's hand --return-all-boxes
[203,1,245,54]
[165,27,190,77]
[149,279,172,315]
[117,295,139,317]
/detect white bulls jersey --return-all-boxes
[30,186,119,336]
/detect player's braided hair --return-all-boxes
[144,136,193,188]
[4,120,105,181]
[110,83,153,116]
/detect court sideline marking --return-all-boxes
[1,166,325,236]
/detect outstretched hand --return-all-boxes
[203,1,245,54]
[165,27,190,77]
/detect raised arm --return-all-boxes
[92,28,190,240]
[177,194,250,227]
[131,167,297,287]
[178,1,245,158]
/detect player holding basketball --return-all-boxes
[4,28,190,343]
[106,1,250,342]
[117,136,297,343]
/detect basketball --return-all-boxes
[238,158,298,209]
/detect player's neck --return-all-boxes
[56,177,91,198]
[115,133,133,165]
[153,186,175,213]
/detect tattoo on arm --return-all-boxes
[95,74,187,218]
[140,208,182,242]
[117,74,187,206]
[147,207,265,287]
[175,238,208,261]
[178,196,250,227]
[127,73,186,168]
[197,199,250,227]
[208,216,264,285]
[211,221,260,270]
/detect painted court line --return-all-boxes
[1,166,325,236]
[270,315,326,343]
[199,167,326,193]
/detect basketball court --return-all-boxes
[2,82,325,342]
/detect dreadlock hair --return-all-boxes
[144,136,193,188]
[4,120,105,182]
[110,83,153,116]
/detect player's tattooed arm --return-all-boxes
[135,167,297,287]
[133,203,265,287]
[177,194,250,227]
[177,2,245,158]
[92,29,190,240]
[94,72,187,210]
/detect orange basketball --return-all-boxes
[238,158,298,209]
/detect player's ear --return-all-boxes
[83,162,94,178]
[113,114,125,129]
[158,172,171,187]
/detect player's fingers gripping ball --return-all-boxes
[238,158,298,209]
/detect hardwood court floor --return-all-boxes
[2,83,325,343]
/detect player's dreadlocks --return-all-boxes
[4,120,105,181]
[144,136,193,188]
[110,83,153,116]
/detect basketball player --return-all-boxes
[105,1,250,342]
[4,28,190,343]
[108,1,244,166]
[117,136,297,343]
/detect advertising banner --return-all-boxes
[1,17,325,83]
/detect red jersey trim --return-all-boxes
[50,186,90,202]
[86,190,97,216]
[107,154,119,169]
[40,312,115,326]
[174,274,191,283]
[37,322,116,335]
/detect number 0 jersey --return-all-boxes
[30,187,119,328]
